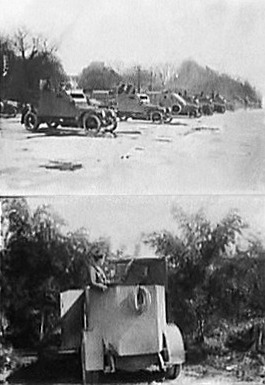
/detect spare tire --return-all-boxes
[24,111,39,131]
[82,113,101,134]
[128,286,151,315]
[172,104,182,115]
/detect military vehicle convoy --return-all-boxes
[116,84,172,123]
[22,80,118,134]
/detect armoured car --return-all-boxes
[58,257,185,384]
[116,84,172,123]
[22,80,117,134]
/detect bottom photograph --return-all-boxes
[1,195,265,385]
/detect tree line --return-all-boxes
[0,29,67,104]
[1,29,261,107]
[1,198,265,351]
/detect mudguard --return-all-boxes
[164,323,185,365]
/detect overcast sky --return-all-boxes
[27,195,265,254]
[1,0,265,93]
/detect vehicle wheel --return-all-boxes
[7,106,17,117]
[105,116,118,133]
[151,111,163,123]
[82,113,101,134]
[165,364,181,380]
[47,120,59,129]
[24,111,39,131]
[172,104,181,115]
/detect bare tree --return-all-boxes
[13,28,57,60]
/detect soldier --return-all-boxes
[87,253,109,292]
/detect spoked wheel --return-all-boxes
[165,364,182,380]
[82,113,101,135]
[151,111,163,123]
[104,116,118,133]
[24,111,39,131]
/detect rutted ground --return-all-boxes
[1,109,265,195]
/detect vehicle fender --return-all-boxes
[163,323,185,365]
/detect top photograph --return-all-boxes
[0,0,265,196]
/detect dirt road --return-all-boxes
[1,109,265,195]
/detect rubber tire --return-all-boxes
[24,111,39,131]
[165,364,181,380]
[172,104,182,115]
[82,113,101,134]
[105,116,118,133]
[151,111,163,123]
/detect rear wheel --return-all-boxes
[172,104,181,115]
[24,111,39,131]
[165,364,181,380]
[82,113,101,134]
[151,111,163,123]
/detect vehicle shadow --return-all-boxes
[26,127,116,139]
[9,357,166,384]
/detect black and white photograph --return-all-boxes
[0,0,265,195]
[1,0,265,384]
[1,195,265,385]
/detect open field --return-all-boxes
[1,109,265,195]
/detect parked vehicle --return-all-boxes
[148,91,201,118]
[0,99,18,117]
[116,84,172,123]
[21,80,118,134]
[91,90,116,108]
[195,95,214,115]
[42,257,185,384]
[212,94,226,113]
